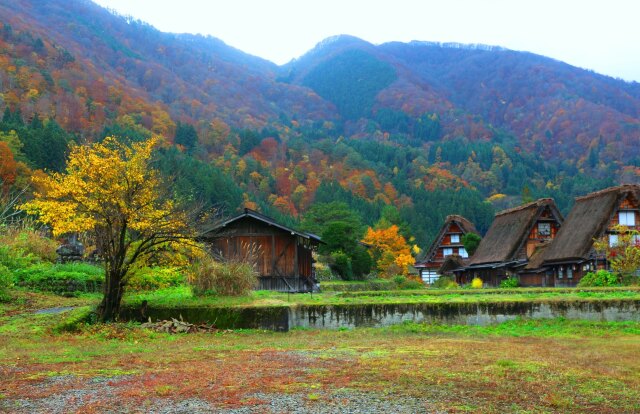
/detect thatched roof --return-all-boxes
[541,185,640,264]
[523,241,552,271]
[415,215,477,266]
[469,198,562,266]
[439,255,468,274]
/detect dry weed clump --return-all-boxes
[189,255,257,296]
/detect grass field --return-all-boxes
[1,291,640,413]
[124,286,640,308]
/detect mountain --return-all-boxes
[1,0,639,247]
[285,36,640,165]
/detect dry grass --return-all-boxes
[1,295,640,413]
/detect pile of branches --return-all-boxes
[140,317,218,334]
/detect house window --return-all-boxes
[443,248,453,257]
[421,270,439,284]
[609,234,619,247]
[558,266,563,279]
[450,234,460,243]
[633,235,640,246]
[538,222,551,237]
[459,248,469,258]
[619,211,636,226]
[567,267,573,279]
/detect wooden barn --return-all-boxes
[200,209,322,292]
[414,215,477,284]
[531,185,640,287]
[454,198,563,287]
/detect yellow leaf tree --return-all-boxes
[362,225,414,277]
[22,137,193,321]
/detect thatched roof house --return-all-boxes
[455,198,563,286]
[534,184,640,286]
[414,215,477,284]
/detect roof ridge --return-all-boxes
[575,184,640,201]
[495,198,553,217]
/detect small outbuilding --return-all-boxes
[200,209,322,292]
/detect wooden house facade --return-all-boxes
[454,199,563,287]
[414,215,477,284]
[531,185,640,287]
[200,209,321,292]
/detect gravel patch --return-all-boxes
[33,306,77,315]
[219,391,442,414]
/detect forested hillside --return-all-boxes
[0,0,638,248]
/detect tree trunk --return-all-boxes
[97,270,125,322]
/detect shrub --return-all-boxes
[330,251,354,281]
[0,245,38,270]
[392,275,425,290]
[577,270,619,287]
[351,245,372,278]
[500,276,520,288]
[0,229,58,263]
[14,262,104,295]
[393,275,407,285]
[0,264,13,302]
[314,261,337,281]
[471,277,483,289]
[190,256,257,296]
[431,276,459,289]
[127,267,185,291]
[398,279,424,290]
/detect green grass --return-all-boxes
[121,285,640,309]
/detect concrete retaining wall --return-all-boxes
[120,299,640,332]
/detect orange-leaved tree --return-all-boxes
[362,224,414,277]
[22,137,194,321]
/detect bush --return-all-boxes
[0,229,58,264]
[471,277,483,289]
[0,264,13,302]
[500,276,520,288]
[0,245,39,271]
[314,261,337,281]
[431,276,459,289]
[578,270,619,287]
[392,275,425,290]
[190,256,257,296]
[15,262,104,295]
[351,245,372,278]
[127,267,185,291]
[330,251,354,281]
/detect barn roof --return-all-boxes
[468,198,562,266]
[204,208,322,243]
[541,185,640,264]
[415,215,477,267]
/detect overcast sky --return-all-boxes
[92,0,640,82]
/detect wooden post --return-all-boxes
[294,236,299,278]
[271,234,275,277]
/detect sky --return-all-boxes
[92,0,640,82]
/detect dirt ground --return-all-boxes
[2,298,640,413]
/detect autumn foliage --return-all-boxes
[362,225,414,277]
[22,137,193,321]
